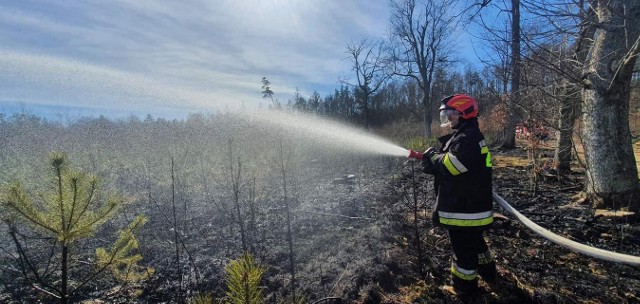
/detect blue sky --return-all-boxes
[0,0,478,120]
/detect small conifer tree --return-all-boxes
[225,253,265,304]
[188,293,214,304]
[96,215,154,284]
[0,152,151,303]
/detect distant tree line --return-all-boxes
[266,65,504,132]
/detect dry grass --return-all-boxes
[573,136,640,177]
[492,153,531,168]
[494,137,640,177]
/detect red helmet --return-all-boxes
[439,94,478,119]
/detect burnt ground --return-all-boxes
[373,146,640,304]
[1,145,639,304]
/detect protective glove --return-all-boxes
[424,147,437,162]
[422,160,433,174]
[421,147,437,174]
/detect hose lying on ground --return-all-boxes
[492,191,640,267]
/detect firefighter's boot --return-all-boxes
[478,261,496,283]
[450,276,480,298]
[477,250,496,283]
[450,261,480,297]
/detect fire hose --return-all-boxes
[493,191,640,266]
[407,149,640,266]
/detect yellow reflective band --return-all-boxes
[439,217,494,227]
[448,153,468,172]
[443,153,461,175]
[480,144,493,167]
[439,210,493,219]
[443,153,468,176]
[451,263,478,281]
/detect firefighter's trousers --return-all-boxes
[448,229,496,293]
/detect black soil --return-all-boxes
[1,148,639,304]
[375,148,640,304]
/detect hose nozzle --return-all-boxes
[407,149,423,160]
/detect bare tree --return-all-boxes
[498,0,522,148]
[273,137,297,301]
[499,0,596,175]
[344,38,390,129]
[169,157,183,301]
[581,0,640,210]
[553,1,596,175]
[515,0,639,210]
[404,162,425,276]
[468,0,522,147]
[388,0,459,137]
[223,139,248,253]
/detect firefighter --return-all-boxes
[421,94,496,297]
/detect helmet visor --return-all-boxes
[440,109,459,127]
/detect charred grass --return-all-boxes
[379,142,640,304]
[1,142,639,303]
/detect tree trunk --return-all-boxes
[555,81,579,174]
[500,0,520,149]
[278,141,296,300]
[422,95,433,137]
[582,90,638,209]
[229,151,248,253]
[582,0,640,211]
[170,157,183,301]
[364,93,371,130]
[284,176,296,300]
[555,1,595,175]
[61,244,68,304]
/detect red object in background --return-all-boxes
[407,149,423,160]
[516,123,550,140]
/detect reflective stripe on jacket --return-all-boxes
[429,119,493,230]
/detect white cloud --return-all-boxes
[0,0,391,118]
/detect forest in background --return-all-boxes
[0,71,638,302]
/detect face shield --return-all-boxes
[440,109,460,127]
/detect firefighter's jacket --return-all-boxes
[423,118,493,230]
